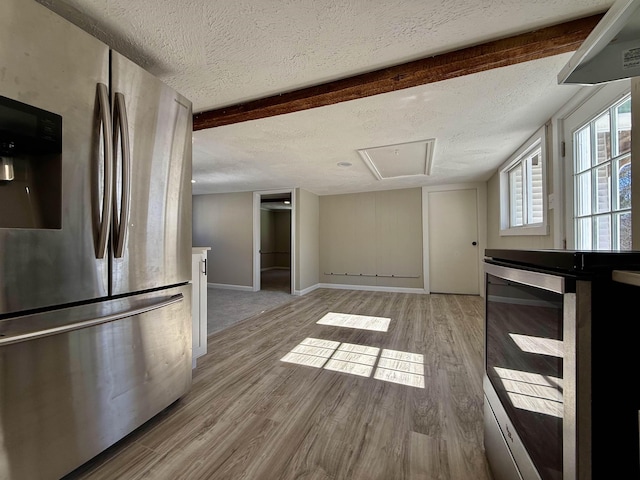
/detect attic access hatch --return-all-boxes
[357,139,435,181]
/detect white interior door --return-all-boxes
[428,188,479,294]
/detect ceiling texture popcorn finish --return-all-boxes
[36,0,614,196]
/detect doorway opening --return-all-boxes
[253,190,294,294]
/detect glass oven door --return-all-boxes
[485,262,566,480]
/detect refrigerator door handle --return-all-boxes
[0,293,184,347]
[96,83,114,259]
[113,92,131,258]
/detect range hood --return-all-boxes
[558,0,640,85]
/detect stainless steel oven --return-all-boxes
[483,249,640,480]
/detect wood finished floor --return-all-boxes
[64,289,494,480]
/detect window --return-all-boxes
[500,126,548,236]
[572,94,631,250]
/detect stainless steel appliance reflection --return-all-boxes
[483,249,640,480]
[0,285,191,478]
[0,1,193,479]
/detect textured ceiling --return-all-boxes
[192,54,583,195]
[37,0,613,196]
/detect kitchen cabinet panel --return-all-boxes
[192,247,210,367]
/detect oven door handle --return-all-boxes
[484,262,565,294]
[612,270,640,287]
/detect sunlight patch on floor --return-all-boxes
[281,339,424,387]
[316,312,390,332]
[373,349,425,388]
[280,337,340,368]
[324,342,380,377]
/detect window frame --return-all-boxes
[560,81,632,250]
[499,125,548,236]
[571,93,632,250]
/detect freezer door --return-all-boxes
[0,0,110,314]
[0,284,192,480]
[110,51,193,295]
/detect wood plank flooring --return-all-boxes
[63,289,494,480]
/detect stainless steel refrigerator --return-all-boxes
[0,1,193,479]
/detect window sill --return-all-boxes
[500,224,549,237]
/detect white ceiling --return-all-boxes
[37,0,613,196]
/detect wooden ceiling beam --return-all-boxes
[193,13,604,131]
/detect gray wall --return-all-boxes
[191,187,421,293]
[274,210,291,268]
[260,209,275,269]
[319,188,423,289]
[192,181,543,292]
[192,192,253,287]
[296,188,319,292]
[260,209,291,269]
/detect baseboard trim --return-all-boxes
[209,282,426,295]
[314,283,427,295]
[294,284,322,296]
[207,283,253,292]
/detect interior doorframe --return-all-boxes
[253,188,296,294]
